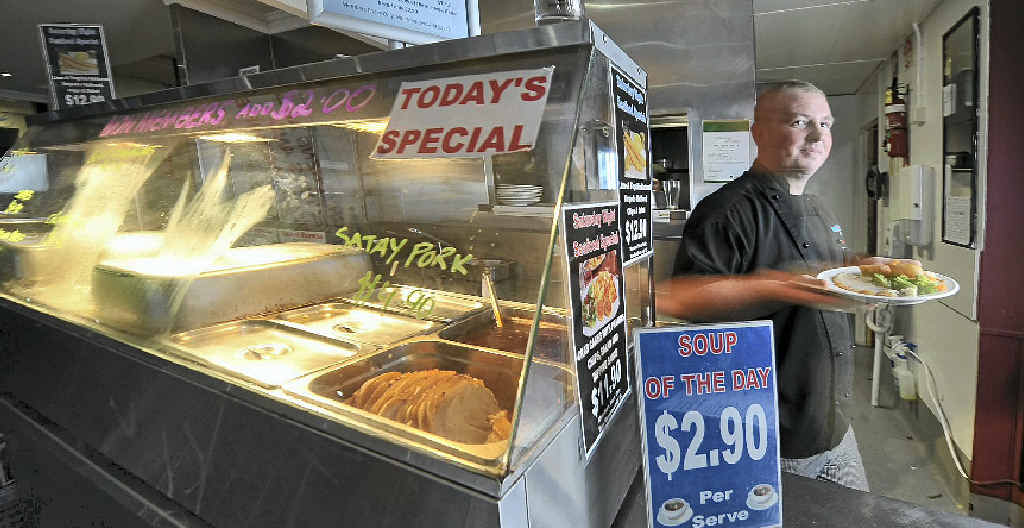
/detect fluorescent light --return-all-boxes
[0,72,12,78]
[331,119,389,134]
[198,132,274,143]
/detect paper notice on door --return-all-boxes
[944,195,971,246]
[943,84,957,117]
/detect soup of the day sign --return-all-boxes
[635,323,781,528]
[372,68,553,159]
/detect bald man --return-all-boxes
[659,81,869,491]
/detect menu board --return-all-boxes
[562,202,630,459]
[635,323,781,528]
[613,68,653,266]
[308,0,474,44]
[37,24,116,110]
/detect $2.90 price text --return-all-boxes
[653,404,769,481]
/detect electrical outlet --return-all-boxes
[912,106,927,126]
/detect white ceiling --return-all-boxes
[754,0,942,95]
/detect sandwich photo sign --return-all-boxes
[634,322,782,528]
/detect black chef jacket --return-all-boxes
[673,169,854,459]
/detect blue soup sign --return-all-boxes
[634,322,781,528]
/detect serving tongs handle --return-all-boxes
[482,272,503,328]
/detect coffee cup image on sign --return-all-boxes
[745,484,778,510]
[656,497,693,526]
[58,51,99,75]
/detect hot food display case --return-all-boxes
[0,20,652,528]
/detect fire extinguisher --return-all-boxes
[884,85,908,158]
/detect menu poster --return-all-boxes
[635,323,781,528]
[38,24,116,110]
[562,202,630,459]
[612,68,653,266]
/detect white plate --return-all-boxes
[816,266,959,305]
[498,200,541,206]
[581,273,620,336]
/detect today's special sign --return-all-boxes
[372,68,553,159]
[634,323,781,528]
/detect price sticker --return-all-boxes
[635,323,780,528]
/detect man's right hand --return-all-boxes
[656,270,854,322]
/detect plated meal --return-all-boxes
[817,259,959,305]
[349,369,512,444]
[580,250,620,336]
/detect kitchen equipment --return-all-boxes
[93,243,371,334]
[0,231,166,282]
[274,302,438,347]
[169,320,359,388]
[282,339,573,468]
[439,303,569,362]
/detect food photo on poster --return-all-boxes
[635,323,781,528]
[562,202,630,458]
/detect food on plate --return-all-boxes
[834,259,947,298]
[582,270,618,328]
[350,369,511,444]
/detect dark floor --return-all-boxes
[848,344,965,514]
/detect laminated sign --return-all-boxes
[562,202,630,459]
[372,68,553,159]
[635,323,781,528]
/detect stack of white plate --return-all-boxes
[496,184,543,206]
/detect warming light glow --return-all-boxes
[331,119,389,134]
[198,132,275,143]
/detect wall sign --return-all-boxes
[635,323,781,528]
[38,24,116,110]
[372,68,553,159]
[612,68,653,266]
[702,120,750,183]
[97,80,383,141]
[307,0,478,44]
[562,201,630,459]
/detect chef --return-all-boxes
[659,80,879,491]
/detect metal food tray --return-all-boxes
[282,339,573,466]
[0,231,165,282]
[273,302,439,348]
[438,304,569,362]
[342,285,486,323]
[92,242,371,334]
[168,320,360,388]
